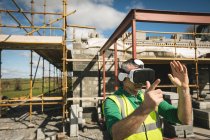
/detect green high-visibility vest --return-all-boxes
[104,93,163,140]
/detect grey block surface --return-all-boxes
[193,108,210,129]
[163,92,179,100]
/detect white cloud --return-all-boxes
[125,1,144,11]
[68,0,126,35]
[2,0,126,37]
[2,68,28,78]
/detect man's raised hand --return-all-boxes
[143,79,163,113]
[168,61,189,88]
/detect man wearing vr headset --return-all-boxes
[103,59,192,140]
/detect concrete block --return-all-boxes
[163,92,179,100]
[192,100,210,109]
[194,117,210,129]
[70,104,79,137]
[193,108,210,129]
[163,120,194,138]
[37,128,45,140]
[193,108,210,120]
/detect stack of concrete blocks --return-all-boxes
[193,100,210,129]
[70,104,85,137]
[163,92,194,138]
[72,42,115,107]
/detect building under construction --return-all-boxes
[0,0,210,139]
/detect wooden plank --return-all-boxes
[0,35,63,50]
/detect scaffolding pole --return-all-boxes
[194,25,200,100]
[0,9,62,15]
[114,42,118,90]
[49,63,51,96]
[29,50,33,122]
[42,58,45,113]
[62,0,68,133]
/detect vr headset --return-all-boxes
[118,68,155,84]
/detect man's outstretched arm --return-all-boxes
[168,61,192,125]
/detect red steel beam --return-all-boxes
[99,11,134,55]
[114,42,118,90]
[134,9,210,24]
[99,9,210,54]
[131,19,137,59]
[103,51,106,100]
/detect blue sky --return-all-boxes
[0,0,210,78]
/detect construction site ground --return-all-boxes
[0,105,210,140]
[0,105,110,140]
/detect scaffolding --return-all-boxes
[0,0,74,133]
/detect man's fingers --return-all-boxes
[147,79,161,91]
[183,64,187,73]
[177,61,184,72]
[146,81,150,90]
[170,62,176,75]
[168,74,174,80]
[173,61,180,73]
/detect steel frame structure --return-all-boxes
[99,9,210,100]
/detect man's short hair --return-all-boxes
[120,58,144,73]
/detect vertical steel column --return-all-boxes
[62,0,67,133]
[42,58,45,113]
[102,51,106,100]
[114,42,118,91]
[97,53,101,97]
[174,34,177,57]
[43,0,46,35]
[194,25,199,100]
[29,0,34,122]
[31,0,34,34]
[54,66,56,93]
[49,63,51,95]
[56,68,58,93]
[29,50,33,122]
[122,34,126,60]
[131,19,137,59]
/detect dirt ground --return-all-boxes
[0,105,210,140]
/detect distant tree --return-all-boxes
[2,81,11,91]
[184,25,210,41]
[184,25,197,40]
[14,79,22,91]
[196,25,210,41]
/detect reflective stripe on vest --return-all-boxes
[107,94,163,140]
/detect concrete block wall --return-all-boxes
[72,43,123,107]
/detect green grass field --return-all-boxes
[1,78,62,98]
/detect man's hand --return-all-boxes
[142,79,163,113]
[168,61,189,88]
